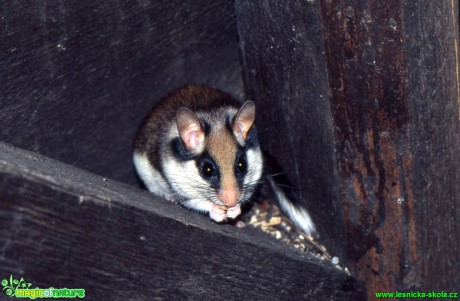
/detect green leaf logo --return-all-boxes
[1,275,33,297]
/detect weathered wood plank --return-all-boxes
[404,0,460,292]
[320,0,460,296]
[235,0,345,260]
[236,0,460,298]
[0,142,366,300]
[319,0,416,296]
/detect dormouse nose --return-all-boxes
[219,188,240,207]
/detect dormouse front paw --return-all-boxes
[165,194,177,204]
[226,204,241,219]
[209,204,228,222]
[209,204,241,222]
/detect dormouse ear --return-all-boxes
[176,107,205,154]
[233,101,256,142]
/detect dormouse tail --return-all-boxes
[267,177,318,238]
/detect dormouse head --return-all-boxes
[166,101,263,208]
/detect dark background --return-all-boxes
[0,0,243,186]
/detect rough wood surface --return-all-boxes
[236,0,345,260]
[0,0,243,186]
[236,0,460,298]
[403,0,460,292]
[320,0,460,296]
[0,142,366,300]
[319,0,416,295]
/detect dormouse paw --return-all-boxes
[209,204,228,223]
[226,204,241,219]
[165,194,177,204]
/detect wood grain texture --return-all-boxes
[0,0,243,186]
[0,142,366,300]
[237,0,460,298]
[236,0,345,260]
[320,0,460,296]
[319,0,415,294]
[404,0,460,292]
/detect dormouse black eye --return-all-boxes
[201,161,215,178]
[236,156,247,175]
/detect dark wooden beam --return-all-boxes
[403,0,460,292]
[236,0,345,260]
[0,142,365,300]
[319,0,416,295]
[320,0,460,295]
[236,0,460,298]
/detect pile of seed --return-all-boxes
[238,200,349,274]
